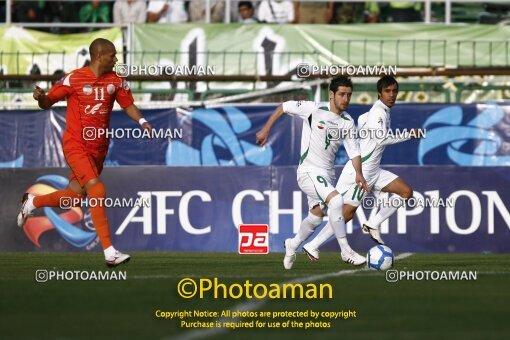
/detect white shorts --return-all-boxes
[297,171,336,210]
[336,168,399,207]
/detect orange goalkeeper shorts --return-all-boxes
[65,148,106,188]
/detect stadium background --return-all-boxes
[0,1,509,339]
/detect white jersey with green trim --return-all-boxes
[282,100,360,174]
[343,99,411,178]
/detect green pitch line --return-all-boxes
[0,253,509,340]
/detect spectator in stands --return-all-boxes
[57,1,82,33]
[189,0,224,23]
[294,1,333,24]
[238,1,258,23]
[479,3,510,24]
[15,1,45,23]
[113,0,147,24]
[387,2,422,22]
[331,2,379,24]
[258,0,294,24]
[0,1,4,22]
[364,2,380,23]
[43,2,65,33]
[79,0,111,24]
[147,0,188,23]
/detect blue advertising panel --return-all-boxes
[1,103,509,168]
[2,166,509,253]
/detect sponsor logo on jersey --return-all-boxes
[82,85,93,95]
[107,84,115,94]
[84,103,103,115]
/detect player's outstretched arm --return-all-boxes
[256,104,285,146]
[351,156,369,192]
[124,104,153,135]
[33,86,55,110]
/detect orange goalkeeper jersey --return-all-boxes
[47,66,134,155]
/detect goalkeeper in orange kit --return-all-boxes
[17,38,152,267]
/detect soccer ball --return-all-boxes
[366,245,394,270]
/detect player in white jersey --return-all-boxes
[256,76,369,269]
[302,76,422,260]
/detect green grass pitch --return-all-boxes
[0,252,509,339]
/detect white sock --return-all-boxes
[306,222,335,250]
[26,195,36,213]
[366,195,403,229]
[327,195,351,251]
[104,246,116,259]
[337,236,352,253]
[289,212,323,249]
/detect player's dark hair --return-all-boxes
[329,76,353,93]
[89,38,115,59]
[377,75,399,94]
[238,1,254,10]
